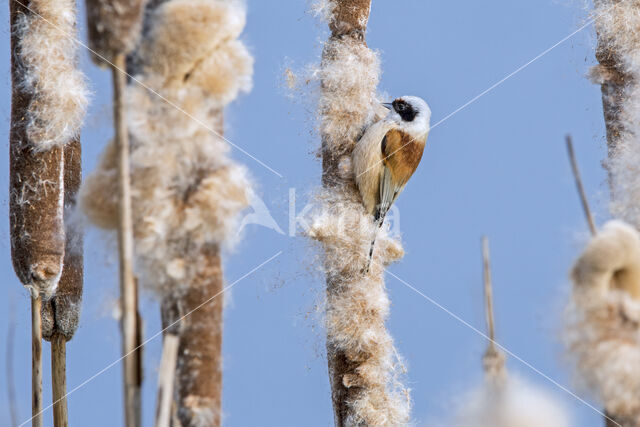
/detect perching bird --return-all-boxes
[352,96,431,271]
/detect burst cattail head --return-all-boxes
[138,0,252,105]
[14,0,88,151]
[451,375,571,427]
[85,0,148,64]
[10,0,87,297]
[305,1,411,424]
[81,0,254,297]
[591,1,640,229]
[565,220,640,420]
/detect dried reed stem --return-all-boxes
[565,135,597,236]
[51,334,67,427]
[449,238,570,427]
[6,302,18,427]
[113,53,141,427]
[31,295,42,427]
[481,236,506,381]
[154,333,179,427]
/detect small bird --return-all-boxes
[352,96,431,271]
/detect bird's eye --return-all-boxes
[396,103,406,111]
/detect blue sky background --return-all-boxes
[0,0,616,425]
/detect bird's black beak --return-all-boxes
[382,102,393,110]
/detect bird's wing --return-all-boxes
[376,164,403,222]
[376,129,426,221]
[353,120,395,215]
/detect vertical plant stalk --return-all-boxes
[157,218,225,425]
[7,300,19,427]
[174,246,224,426]
[51,334,67,427]
[112,53,142,427]
[565,136,597,236]
[41,137,84,427]
[565,137,640,425]
[481,237,505,381]
[9,1,82,425]
[317,1,409,425]
[593,4,638,421]
[31,296,43,427]
[154,334,179,427]
[593,0,629,162]
[81,0,253,423]
[322,2,373,425]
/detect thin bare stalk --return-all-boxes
[481,237,505,380]
[112,53,141,427]
[482,236,496,348]
[565,135,597,236]
[31,295,42,427]
[154,334,179,427]
[7,300,18,427]
[51,334,67,427]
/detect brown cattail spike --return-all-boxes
[9,0,66,297]
[42,139,84,341]
[10,1,86,424]
[85,0,148,65]
[308,1,411,425]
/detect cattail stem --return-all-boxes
[51,333,68,427]
[565,135,597,236]
[7,302,18,427]
[481,236,506,380]
[31,295,42,427]
[482,236,496,349]
[112,53,141,427]
[154,334,179,427]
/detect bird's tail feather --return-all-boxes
[363,212,386,274]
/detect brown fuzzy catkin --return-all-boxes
[10,0,67,299]
[85,0,148,65]
[564,221,640,425]
[161,245,223,427]
[42,139,83,341]
[310,1,411,425]
[81,0,253,424]
[591,0,640,228]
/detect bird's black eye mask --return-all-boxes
[392,99,418,122]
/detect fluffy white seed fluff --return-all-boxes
[592,0,640,228]
[564,220,640,419]
[306,6,411,423]
[450,375,571,427]
[311,0,336,23]
[316,38,380,157]
[138,0,252,106]
[15,0,88,150]
[81,0,253,296]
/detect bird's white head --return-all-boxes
[383,96,431,140]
